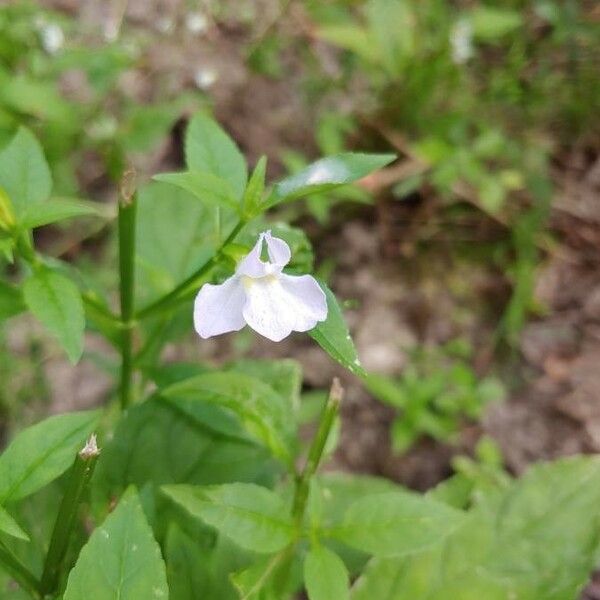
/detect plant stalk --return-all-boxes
[134,219,246,321]
[40,436,100,595]
[291,378,343,527]
[118,181,137,410]
[0,541,42,599]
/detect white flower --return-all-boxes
[194,231,328,342]
[39,22,64,54]
[450,19,473,64]
[185,11,208,35]
[194,67,218,90]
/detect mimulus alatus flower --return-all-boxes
[194,231,328,342]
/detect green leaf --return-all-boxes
[0,127,52,217]
[0,410,99,503]
[153,171,239,212]
[185,113,248,199]
[63,489,169,600]
[469,7,522,41]
[0,280,25,322]
[304,546,349,600]
[162,371,296,466]
[242,156,267,218]
[135,181,222,303]
[0,505,29,541]
[331,491,465,557]
[92,397,277,508]
[163,483,295,553]
[269,153,395,206]
[23,267,85,363]
[309,283,365,377]
[19,199,106,230]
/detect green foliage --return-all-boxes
[23,267,85,364]
[0,127,52,216]
[330,490,465,557]
[0,100,598,600]
[269,153,394,207]
[185,113,248,199]
[0,505,28,542]
[163,483,295,553]
[63,489,169,600]
[304,545,350,600]
[309,283,365,377]
[0,410,98,503]
[365,342,504,453]
[352,457,600,599]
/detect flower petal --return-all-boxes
[242,274,327,342]
[278,273,328,323]
[193,275,246,338]
[236,233,267,278]
[264,230,291,267]
[236,231,291,278]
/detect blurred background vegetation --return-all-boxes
[0,0,599,503]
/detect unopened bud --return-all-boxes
[79,434,100,459]
[119,169,137,206]
[330,377,344,406]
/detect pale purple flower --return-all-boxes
[194,231,328,342]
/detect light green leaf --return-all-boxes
[331,491,465,557]
[185,113,248,199]
[0,505,29,541]
[153,171,239,211]
[469,7,522,41]
[317,25,379,63]
[0,410,99,503]
[23,267,85,363]
[242,156,267,218]
[269,153,395,206]
[63,489,169,600]
[162,371,296,465]
[304,546,349,600]
[0,127,52,216]
[19,199,106,230]
[162,483,295,553]
[0,280,25,322]
[135,181,223,303]
[309,283,365,377]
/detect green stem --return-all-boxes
[291,378,343,527]
[40,437,100,595]
[135,219,246,321]
[0,541,42,599]
[118,191,137,410]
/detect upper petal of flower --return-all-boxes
[193,275,246,338]
[242,273,328,342]
[236,231,291,279]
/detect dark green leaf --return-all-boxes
[162,371,296,465]
[309,283,365,377]
[92,397,277,509]
[163,483,295,553]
